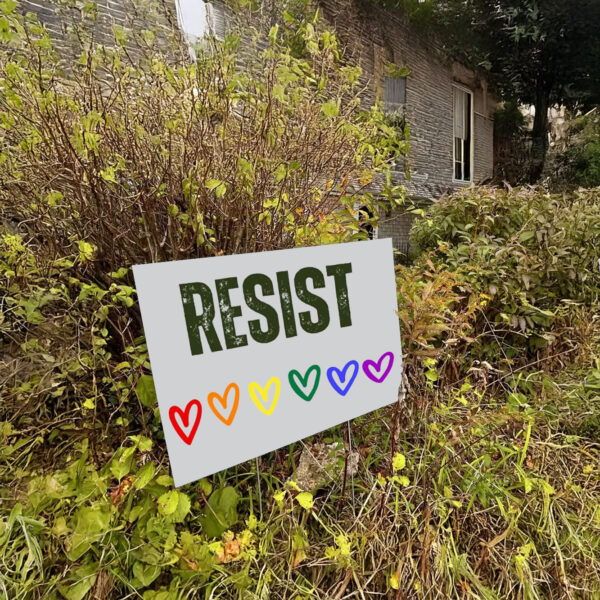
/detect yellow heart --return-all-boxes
[248,377,280,416]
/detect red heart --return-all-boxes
[169,399,202,445]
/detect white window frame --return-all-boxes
[175,0,226,48]
[452,84,474,184]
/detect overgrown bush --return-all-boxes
[0,3,411,597]
[0,2,406,278]
[411,186,600,359]
[0,0,406,473]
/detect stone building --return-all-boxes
[18,0,495,254]
[315,1,495,252]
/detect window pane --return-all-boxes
[176,1,226,42]
[454,137,462,161]
[463,139,471,181]
[453,88,466,139]
[176,0,207,39]
[384,76,406,112]
[453,86,473,181]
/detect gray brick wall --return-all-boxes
[377,211,415,260]
[318,0,495,197]
[19,0,179,61]
[317,0,495,250]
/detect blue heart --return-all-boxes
[327,360,359,396]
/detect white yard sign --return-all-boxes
[133,239,402,487]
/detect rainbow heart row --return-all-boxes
[169,351,395,445]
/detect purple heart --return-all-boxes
[363,352,394,383]
[327,360,359,396]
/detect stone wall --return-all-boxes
[317,0,496,250]
[19,0,179,62]
[318,0,495,198]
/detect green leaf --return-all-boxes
[136,375,157,408]
[100,166,116,182]
[59,562,98,600]
[296,492,314,510]
[237,157,255,179]
[82,398,95,410]
[199,486,239,538]
[198,478,212,496]
[392,453,406,471]
[74,506,111,537]
[132,561,161,587]
[519,230,535,242]
[206,179,227,198]
[169,491,191,523]
[157,491,179,515]
[67,507,110,560]
[425,369,438,382]
[134,462,155,490]
[268,24,279,45]
[77,240,96,262]
[1,1,18,15]
[274,164,287,183]
[110,446,135,480]
[155,475,174,487]
[321,100,339,118]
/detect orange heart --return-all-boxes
[207,383,239,426]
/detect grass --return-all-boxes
[3,309,599,598]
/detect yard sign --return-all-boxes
[133,239,402,487]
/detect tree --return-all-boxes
[380,0,600,181]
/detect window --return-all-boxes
[175,0,226,45]
[383,76,407,114]
[453,85,473,182]
[356,205,378,240]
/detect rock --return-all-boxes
[293,441,359,492]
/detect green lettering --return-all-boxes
[276,271,297,338]
[294,267,330,334]
[243,273,280,343]
[179,282,223,356]
[326,263,353,327]
[215,277,248,350]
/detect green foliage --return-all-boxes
[0,1,409,595]
[494,101,526,140]
[2,186,600,597]
[558,109,600,188]
[411,186,600,358]
[198,487,240,538]
[377,0,600,180]
[384,0,600,109]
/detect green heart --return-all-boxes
[288,365,321,402]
